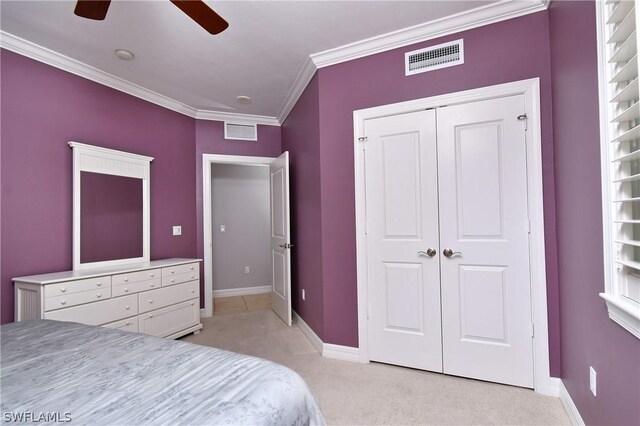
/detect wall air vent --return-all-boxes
[224,122,257,141]
[405,39,464,76]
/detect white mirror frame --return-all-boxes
[69,141,153,270]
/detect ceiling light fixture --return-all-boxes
[236,95,252,105]
[115,49,134,61]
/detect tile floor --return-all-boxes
[213,293,272,315]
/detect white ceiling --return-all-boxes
[0,1,544,122]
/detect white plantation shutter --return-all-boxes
[598,0,640,338]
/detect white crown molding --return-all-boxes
[276,57,318,124]
[195,109,280,126]
[310,0,548,69]
[275,0,548,123]
[0,30,199,118]
[2,0,548,127]
[0,30,280,126]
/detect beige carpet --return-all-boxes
[182,310,570,425]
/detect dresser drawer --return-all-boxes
[162,262,198,278]
[103,316,139,333]
[139,280,199,314]
[44,276,111,298]
[45,287,112,312]
[162,270,199,287]
[113,278,161,297]
[44,294,138,326]
[113,268,161,286]
[139,299,199,337]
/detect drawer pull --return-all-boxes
[124,278,129,282]
[190,302,194,306]
[190,275,194,279]
[171,279,175,283]
[150,283,155,288]
[148,299,153,304]
[60,300,67,305]
[190,265,194,270]
[125,305,130,310]
[97,282,102,287]
[170,270,175,274]
[148,314,153,319]
[125,321,130,326]
[96,293,102,298]
[60,287,66,293]
[124,288,129,293]
[150,273,155,278]
[190,289,195,293]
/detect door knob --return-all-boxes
[418,248,437,257]
[443,248,462,258]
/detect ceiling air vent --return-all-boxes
[224,122,257,141]
[405,39,464,76]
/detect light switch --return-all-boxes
[172,226,182,236]
[220,225,226,233]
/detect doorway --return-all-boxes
[354,79,554,395]
[202,153,292,325]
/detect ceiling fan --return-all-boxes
[73,0,229,35]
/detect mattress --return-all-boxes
[1,320,325,425]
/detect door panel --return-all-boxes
[456,123,504,238]
[365,110,443,372]
[270,152,292,326]
[438,95,533,388]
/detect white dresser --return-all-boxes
[13,258,203,339]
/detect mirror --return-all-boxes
[70,142,153,270]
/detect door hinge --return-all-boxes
[279,243,294,249]
[530,323,535,338]
[358,136,368,142]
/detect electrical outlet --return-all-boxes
[172,226,182,236]
[302,289,306,300]
[590,366,597,396]
[244,266,250,274]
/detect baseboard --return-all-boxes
[559,380,585,426]
[212,285,271,298]
[292,310,362,361]
[292,310,323,353]
[536,376,561,397]
[323,343,361,362]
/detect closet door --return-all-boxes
[437,95,534,388]
[364,110,443,372]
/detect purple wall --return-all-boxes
[290,11,561,375]
[0,49,197,324]
[549,1,640,425]
[194,120,282,306]
[282,75,324,338]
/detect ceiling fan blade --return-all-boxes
[74,0,111,20]
[170,0,229,35]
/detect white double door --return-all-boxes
[365,95,534,388]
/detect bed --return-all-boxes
[1,320,325,425]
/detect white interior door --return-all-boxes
[270,151,292,326]
[364,110,443,372]
[437,95,534,388]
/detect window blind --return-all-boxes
[606,0,640,304]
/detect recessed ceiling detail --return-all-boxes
[236,96,252,105]
[115,48,134,61]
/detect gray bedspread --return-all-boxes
[1,320,325,425]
